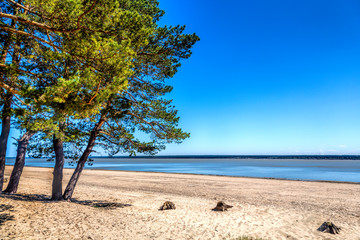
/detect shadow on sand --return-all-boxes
[71,199,132,209]
[0,193,132,210]
[0,204,15,226]
[0,193,51,203]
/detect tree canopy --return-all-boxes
[0,0,199,199]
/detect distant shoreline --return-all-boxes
[6,154,360,160]
[94,155,360,160]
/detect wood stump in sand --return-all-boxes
[317,222,341,234]
[212,201,233,211]
[159,201,176,210]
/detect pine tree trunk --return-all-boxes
[4,132,34,194]
[0,19,12,64]
[0,16,16,193]
[62,147,92,201]
[63,119,105,201]
[0,96,12,192]
[52,136,65,201]
[0,13,22,192]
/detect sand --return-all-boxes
[0,167,360,240]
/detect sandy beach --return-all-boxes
[0,167,359,240]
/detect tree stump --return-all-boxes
[317,222,341,234]
[212,201,233,211]
[159,201,176,210]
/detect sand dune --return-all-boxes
[1,167,359,239]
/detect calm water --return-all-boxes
[5,157,360,183]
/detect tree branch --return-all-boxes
[0,63,38,76]
[1,1,98,33]
[0,81,19,94]
[87,78,102,105]
[0,25,62,51]
[0,12,55,31]
[126,112,164,137]
[5,0,51,20]
[76,0,97,30]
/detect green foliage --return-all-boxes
[91,17,199,156]
[1,0,199,159]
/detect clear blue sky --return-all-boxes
[156,0,360,155]
[6,0,360,156]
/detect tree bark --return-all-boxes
[0,19,13,64]
[0,96,12,192]
[63,118,105,201]
[52,136,65,201]
[0,12,21,192]
[3,131,34,194]
[0,17,14,192]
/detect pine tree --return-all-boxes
[63,24,199,200]
[1,0,158,197]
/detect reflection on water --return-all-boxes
[5,158,360,182]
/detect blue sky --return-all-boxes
[156,0,360,155]
[6,0,360,156]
